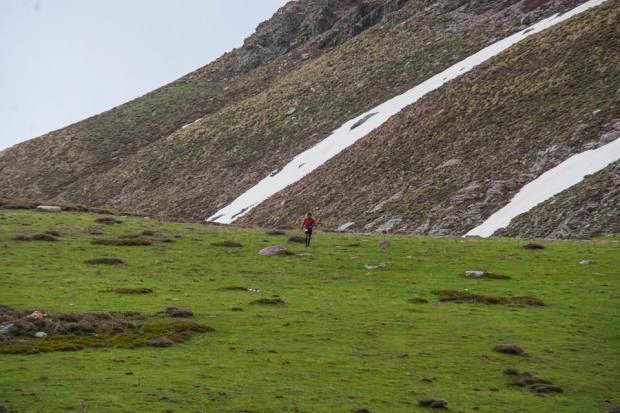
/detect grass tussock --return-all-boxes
[433,290,544,306]
[250,298,285,306]
[0,306,211,354]
[11,233,58,242]
[85,257,125,266]
[504,369,563,394]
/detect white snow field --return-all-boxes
[208,0,609,224]
[466,137,620,237]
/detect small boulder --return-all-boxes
[418,398,447,409]
[494,344,524,355]
[258,245,291,256]
[148,337,174,347]
[36,205,61,212]
[522,243,545,250]
[464,270,485,278]
[34,331,48,338]
[165,307,193,318]
[365,263,386,270]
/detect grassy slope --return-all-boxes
[0,209,618,412]
[243,0,620,235]
[0,0,584,220]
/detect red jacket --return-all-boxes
[303,216,316,229]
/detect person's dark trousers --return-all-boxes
[305,228,312,246]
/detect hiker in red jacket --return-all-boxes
[302,212,316,247]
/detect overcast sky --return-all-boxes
[0,0,287,151]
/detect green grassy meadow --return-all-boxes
[0,209,618,412]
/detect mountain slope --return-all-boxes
[0,0,409,200]
[0,0,585,218]
[240,0,620,235]
[496,160,620,238]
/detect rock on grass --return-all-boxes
[11,233,58,242]
[418,398,448,408]
[250,298,285,305]
[504,369,563,394]
[85,257,125,266]
[165,307,193,318]
[494,344,524,355]
[522,243,545,250]
[211,240,242,247]
[258,245,292,256]
[95,217,122,225]
[148,337,174,347]
[433,290,544,306]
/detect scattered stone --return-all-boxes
[418,398,447,408]
[337,222,355,232]
[250,298,285,306]
[11,233,58,242]
[211,241,242,248]
[464,270,485,278]
[95,217,122,225]
[463,271,511,280]
[34,331,47,338]
[580,259,591,265]
[522,243,545,250]
[36,205,61,212]
[435,158,461,169]
[148,337,174,347]
[288,236,305,244]
[520,12,533,25]
[350,111,378,130]
[494,344,524,355]
[364,263,386,270]
[504,369,563,395]
[258,245,292,256]
[434,290,544,306]
[165,307,193,318]
[85,257,125,266]
[600,131,620,144]
[285,107,297,116]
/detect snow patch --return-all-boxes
[208,0,609,224]
[466,137,620,237]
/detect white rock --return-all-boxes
[35,331,48,338]
[464,270,486,278]
[36,205,61,212]
[338,222,355,232]
[365,263,386,270]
